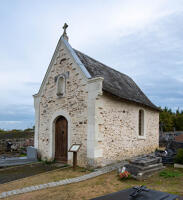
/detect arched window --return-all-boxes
[56,75,66,97]
[138,109,144,136]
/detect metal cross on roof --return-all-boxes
[63,23,68,35]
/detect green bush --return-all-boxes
[159,170,182,178]
[41,159,56,165]
[174,148,183,164]
[19,153,27,157]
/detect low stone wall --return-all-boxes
[0,132,34,152]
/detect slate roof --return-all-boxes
[74,49,160,111]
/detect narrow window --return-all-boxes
[56,75,66,97]
[138,109,144,136]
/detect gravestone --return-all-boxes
[155,139,183,164]
[91,186,179,200]
[122,154,164,180]
[155,149,176,164]
[0,146,38,167]
[27,146,37,161]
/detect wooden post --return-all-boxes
[69,144,81,170]
[73,152,77,170]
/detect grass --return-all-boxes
[0,166,90,193]
[41,160,56,165]
[1,166,183,200]
[159,169,183,178]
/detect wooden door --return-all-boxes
[55,116,68,162]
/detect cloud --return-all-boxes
[0,105,34,130]
[0,105,34,121]
[0,121,21,124]
[0,121,34,130]
[0,0,183,129]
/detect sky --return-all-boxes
[0,0,183,130]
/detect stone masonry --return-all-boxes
[34,34,159,168]
[95,93,159,166]
[37,44,89,166]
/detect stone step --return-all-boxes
[129,156,162,166]
[125,163,163,175]
[135,165,165,180]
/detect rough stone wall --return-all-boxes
[38,44,88,166]
[36,39,159,168]
[95,93,159,166]
[0,138,34,152]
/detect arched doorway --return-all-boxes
[55,116,68,162]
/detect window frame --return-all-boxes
[56,74,66,97]
[138,109,146,139]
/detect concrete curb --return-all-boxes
[0,161,126,199]
[0,161,40,172]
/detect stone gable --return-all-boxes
[37,41,89,165]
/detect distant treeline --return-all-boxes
[0,127,34,139]
[0,127,34,134]
[160,107,183,132]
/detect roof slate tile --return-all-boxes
[74,49,159,111]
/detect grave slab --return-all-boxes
[91,187,179,200]
[123,154,164,180]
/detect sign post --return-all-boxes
[73,151,77,170]
[69,144,81,170]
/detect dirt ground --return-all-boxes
[1,166,183,200]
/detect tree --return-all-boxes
[174,109,183,131]
[160,107,183,131]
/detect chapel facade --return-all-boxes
[34,24,160,167]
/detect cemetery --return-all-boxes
[0,2,183,198]
[0,24,183,199]
[0,164,183,200]
[0,143,183,199]
[1,124,183,199]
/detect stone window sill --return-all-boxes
[56,94,65,98]
[138,135,146,140]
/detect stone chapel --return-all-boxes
[34,24,160,167]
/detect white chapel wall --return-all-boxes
[94,93,159,166]
[37,42,89,166]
